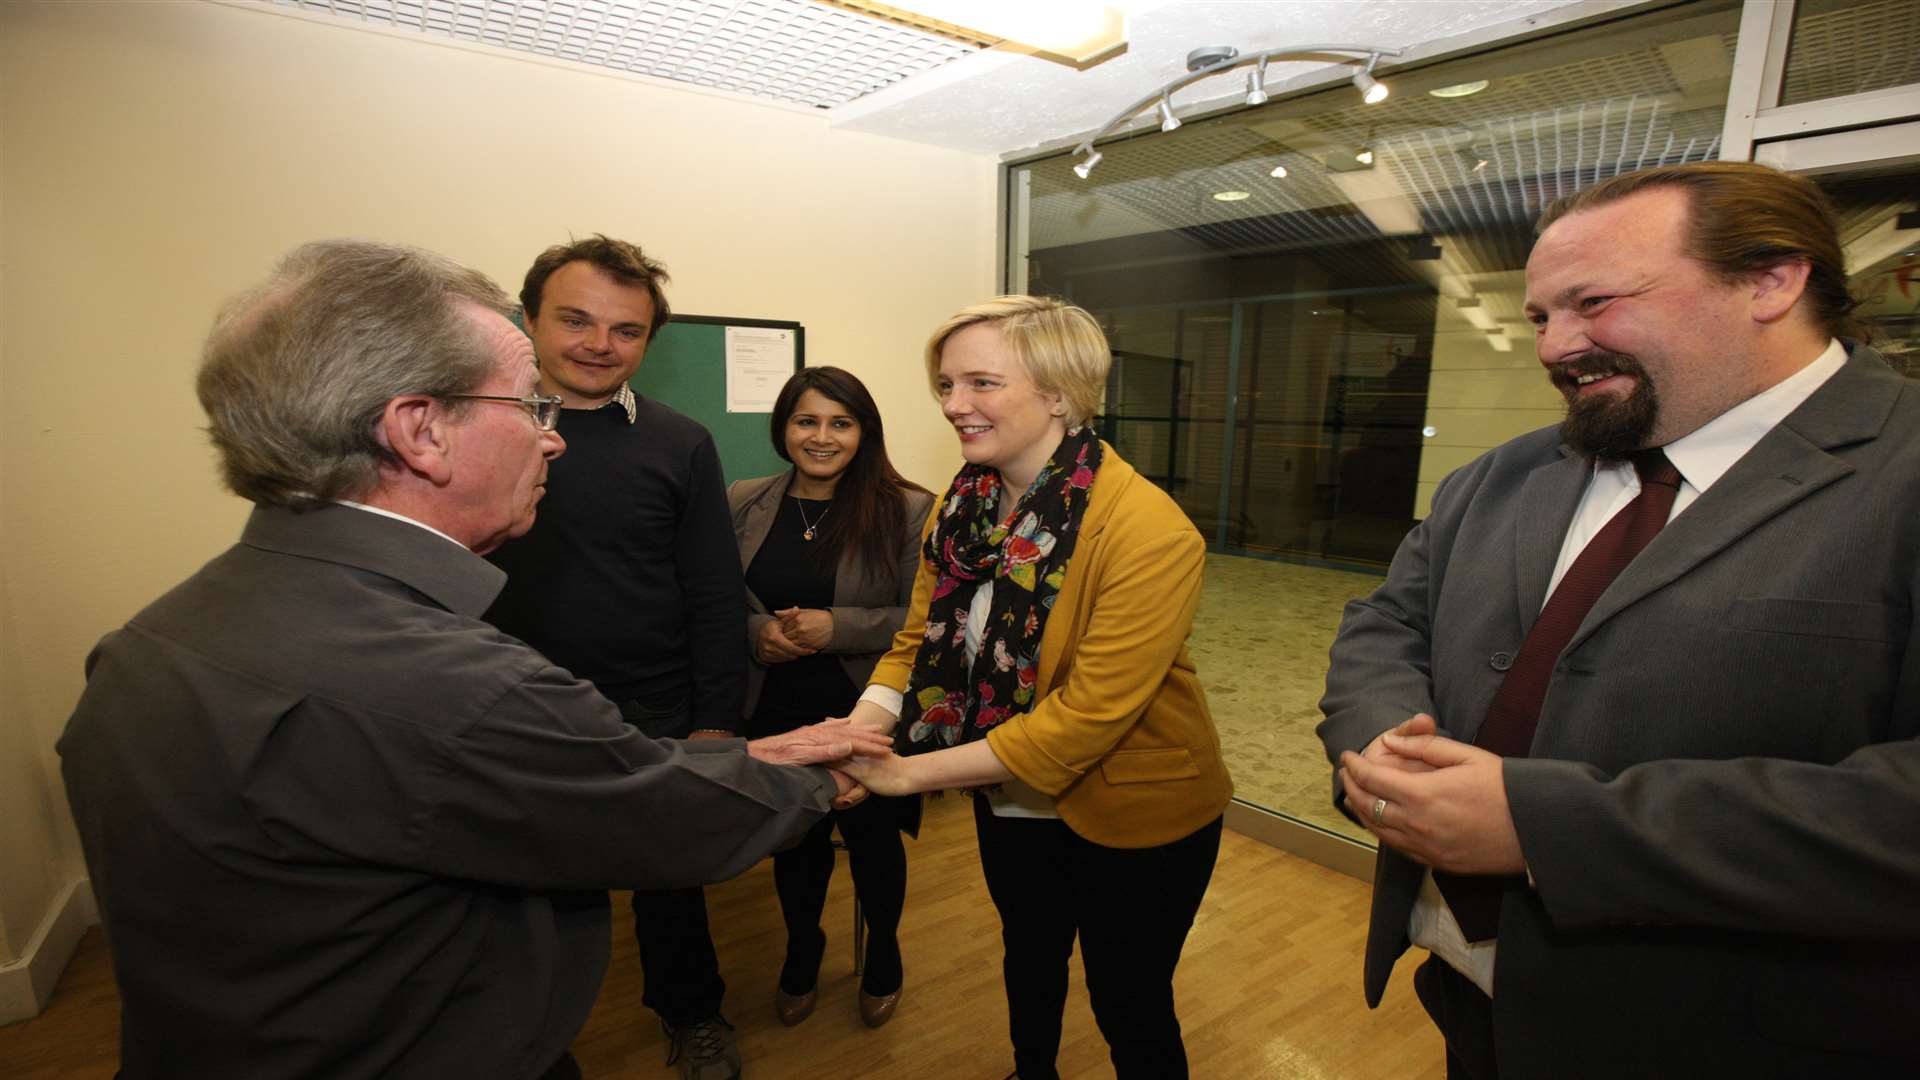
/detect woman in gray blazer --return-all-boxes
[727,367,935,1031]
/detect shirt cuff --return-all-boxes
[859,684,903,718]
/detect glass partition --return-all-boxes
[1009,0,1747,840]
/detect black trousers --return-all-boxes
[972,797,1222,1080]
[772,792,910,994]
[619,692,726,1026]
[1414,954,1499,1080]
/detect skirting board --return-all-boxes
[1224,799,1378,883]
[0,877,97,1025]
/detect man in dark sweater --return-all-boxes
[484,236,751,1080]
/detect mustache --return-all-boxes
[1549,350,1647,394]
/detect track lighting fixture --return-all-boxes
[1353,53,1388,104]
[1245,58,1269,106]
[1157,93,1181,132]
[1068,41,1402,179]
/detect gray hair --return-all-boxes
[196,240,515,508]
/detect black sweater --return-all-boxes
[484,395,746,732]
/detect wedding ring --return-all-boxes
[1371,797,1388,824]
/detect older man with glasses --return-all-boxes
[57,240,885,1080]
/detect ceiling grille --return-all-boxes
[1780,0,1920,106]
[270,0,980,107]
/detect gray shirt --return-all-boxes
[59,503,831,1079]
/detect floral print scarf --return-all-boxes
[901,427,1102,752]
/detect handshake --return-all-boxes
[742,717,907,810]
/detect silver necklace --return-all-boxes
[795,498,829,541]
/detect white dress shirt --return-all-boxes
[334,499,467,549]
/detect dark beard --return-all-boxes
[1554,351,1659,463]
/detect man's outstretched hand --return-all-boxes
[746,718,893,767]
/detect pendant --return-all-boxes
[803,528,816,541]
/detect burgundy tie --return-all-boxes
[1436,449,1682,942]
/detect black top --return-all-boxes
[744,496,858,737]
[58,504,830,1079]
[484,394,746,731]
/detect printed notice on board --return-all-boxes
[725,326,794,412]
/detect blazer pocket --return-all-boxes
[1727,597,1904,643]
[1099,747,1200,785]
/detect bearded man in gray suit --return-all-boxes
[1320,162,1919,1078]
[59,240,888,1080]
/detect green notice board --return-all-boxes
[629,315,805,485]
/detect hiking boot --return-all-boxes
[662,1013,742,1080]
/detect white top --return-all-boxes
[1412,339,1847,997]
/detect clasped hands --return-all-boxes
[756,607,832,663]
[1337,713,1527,876]
[745,716,895,809]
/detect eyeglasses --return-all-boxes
[442,393,564,431]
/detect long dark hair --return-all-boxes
[769,367,929,575]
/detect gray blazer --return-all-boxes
[727,470,935,722]
[1320,345,1920,1075]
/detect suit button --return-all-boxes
[1489,651,1514,671]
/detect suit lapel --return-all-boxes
[1565,350,1896,653]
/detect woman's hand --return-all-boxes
[757,617,816,664]
[838,750,919,797]
[776,607,834,651]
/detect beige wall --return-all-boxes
[0,0,995,972]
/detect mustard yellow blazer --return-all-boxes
[868,443,1232,848]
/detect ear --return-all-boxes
[1749,257,1813,325]
[1047,391,1068,418]
[377,394,456,486]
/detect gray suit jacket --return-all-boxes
[1320,345,1920,1075]
[727,470,935,721]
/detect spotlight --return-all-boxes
[1157,93,1181,132]
[1353,53,1388,104]
[1269,164,1288,178]
[1245,59,1269,106]
[1356,148,1374,165]
[1472,158,1489,172]
[1073,150,1103,179]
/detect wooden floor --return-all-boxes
[0,795,1442,1079]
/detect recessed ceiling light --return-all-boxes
[1270,165,1289,179]
[1429,80,1490,99]
[1213,190,1252,202]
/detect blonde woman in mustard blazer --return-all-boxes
[726,366,933,1032]
[839,297,1233,1080]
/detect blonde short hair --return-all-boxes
[923,295,1110,428]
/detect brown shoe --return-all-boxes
[775,988,816,1026]
[857,984,902,1028]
